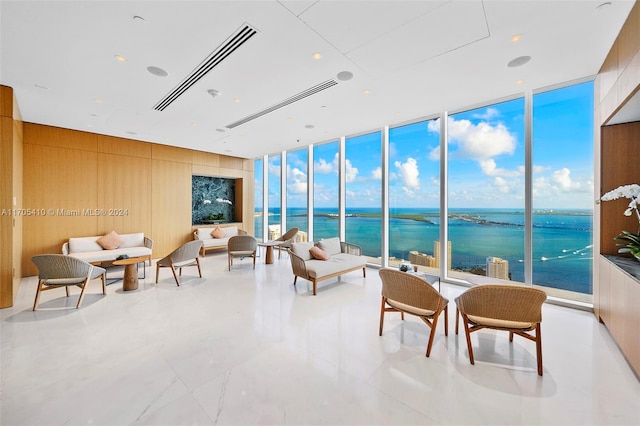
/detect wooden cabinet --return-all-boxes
[599,255,640,376]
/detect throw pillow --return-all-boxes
[309,246,330,260]
[211,226,226,239]
[96,230,124,250]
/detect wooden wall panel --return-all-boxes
[12,119,23,301]
[242,170,255,235]
[96,153,152,239]
[192,164,221,177]
[0,116,14,308]
[151,159,192,257]
[24,123,97,151]
[218,167,243,178]
[152,144,192,163]
[219,155,243,170]
[617,4,640,73]
[0,85,12,117]
[98,135,152,158]
[22,144,99,275]
[600,123,640,255]
[192,150,220,167]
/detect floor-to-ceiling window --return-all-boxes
[268,154,281,240]
[388,119,440,272]
[254,158,263,240]
[345,131,382,264]
[532,81,594,301]
[313,141,339,241]
[445,98,526,283]
[286,148,308,241]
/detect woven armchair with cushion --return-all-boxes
[455,284,547,376]
[378,269,449,357]
[156,240,203,286]
[32,254,107,310]
[227,235,257,270]
[275,227,299,259]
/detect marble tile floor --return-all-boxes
[1,252,639,426]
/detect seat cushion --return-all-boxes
[317,237,342,256]
[305,253,366,279]
[291,242,314,261]
[386,298,436,317]
[467,314,534,329]
[69,247,152,263]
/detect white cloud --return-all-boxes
[394,157,420,188]
[268,162,281,177]
[372,167,382,180]
[287,165,307,194]
[479,159,520,177]
[314,157,334,173]
[552,167,581,191]
[448,119,515,161]
[428,146,440,161]
[345,158,358,183]
[472,107,500,120]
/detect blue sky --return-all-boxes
[261,81,594,211]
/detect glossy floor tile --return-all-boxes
[1,252,639,425]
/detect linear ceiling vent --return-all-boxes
[226,79,338,128]
[154,24,258,111]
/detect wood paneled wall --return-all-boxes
[0,86,15,308]
[21,123,254,277]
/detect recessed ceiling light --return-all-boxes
[320,105,327,109]
[147,66,168,77]
[191,122,198,127]
[362,89,370,95]
[395,112,401,116]
[313,52,322,60]
[336,71,354,81]
[90,113,97,117]
[516,80,524,85]
[114,55,127,62]
[207,89,221,97]
[287,117,294,122]
[507,55,531,68]
[234,98,241,103]
[511,34,522,42]
[305,124,315,129]
[95,98,103,104]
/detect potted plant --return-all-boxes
[600,184,640,260]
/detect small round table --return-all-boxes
[257,241,284,264]
[112,256,147,291]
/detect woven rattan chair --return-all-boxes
[379,269,449,357]
[155,240,203,286]
[228,235,257,270]
[455,284,547,376]
[31,254,106,310]
[276,227,299,259]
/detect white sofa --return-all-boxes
[288,237,367,295]
[62,232,153,265]
[193,225,247,256]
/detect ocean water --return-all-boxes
[260,207,593,294]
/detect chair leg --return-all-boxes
[312,279,317,295]
[455,308,459,335]
[101,272,106,295]
[33,280,44,311]
[155,264,160,283]
[228,255,232,271]
[362,267,366,277]
[379,297,386,336]
[536,323,543,376]
[75,279,89,308]
[443,305,449,336]
[65,286,70,297]
[425,315,439,357]
[293,276,297,285]
[509,331,514,342]
[196,258,202,278]
[252,254,256,270]
[170,265,180,286]
[462,316,475,365]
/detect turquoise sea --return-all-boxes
[260,207,593,295]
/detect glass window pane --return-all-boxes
[533,81,594,301]
[345,131,382,264]
[254,158,263,240]
[286,148,308,242]
[313,141,339,241]
[268,154,281,240]
[446,98,526,283]
[389,120,440,273]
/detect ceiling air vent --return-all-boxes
[226,79,338,128]
[154,24,258,111]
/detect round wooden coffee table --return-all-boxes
[112,256,147,291]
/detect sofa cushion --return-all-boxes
[211,226,226,239]
[317,237,342,256]
[69,246,152,263]
[202,238,230,248]
[223,226,238,238]
[97,231,124,250]
[305,253,366,279]
[291,242,314,261]
[68,236,103,254]
[196,228,214,240]
[309,246,329,260]
[119,232,145,248]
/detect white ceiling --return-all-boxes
[0,0,635,159]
